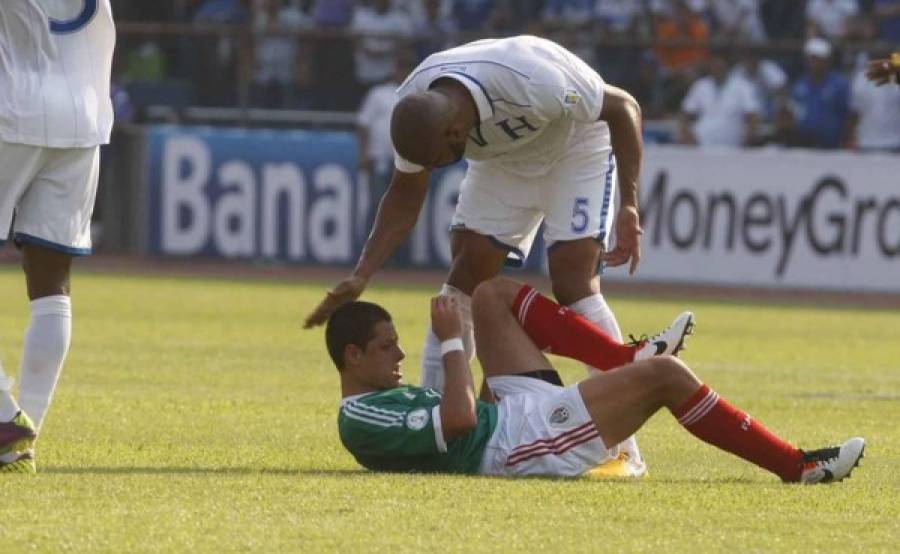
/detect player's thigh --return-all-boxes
[445,230,510,295]
[452,160,543,268]
[473,287,552,377]
[0,141,45,247]
[14,146,99,256]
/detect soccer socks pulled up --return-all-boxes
[672,385,804,482]
[18,295,72,431]
[512,285,634,371]
[420,285,475,392]
[0,361,20,422]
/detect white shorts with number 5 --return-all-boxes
[0,141,99,255]
[451,139,617,267]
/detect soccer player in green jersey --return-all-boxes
[329,277,864,483]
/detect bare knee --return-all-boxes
[641,356,702,403]
[22,245,72,300]
[472,277,521,320]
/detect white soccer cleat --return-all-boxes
[799,437,865,484]
[632,311,695,361]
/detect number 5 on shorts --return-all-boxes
[571,197,589,233]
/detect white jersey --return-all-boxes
[395,35,609,176]
[0,0,115,148]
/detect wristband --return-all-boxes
[440,337,465,356]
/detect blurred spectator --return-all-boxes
[542,0,601,68]
[732,49,788,121]
[356,52,415,232]
[413,0,458,60]
[593,0,645,86]
[679,52,762,146]
[312,0,355,110]
[654,0,709,74]
[351,0,414,98]
[125,41,166,82]
[873,0,900,42]
[789,38,851,149]
[192,0,252,106]
[806,0,859,40]
[250,0,311,108]
[710,0,766,41]
[626,52,670,119]
[848,51,900,151]
[452,0,501,32]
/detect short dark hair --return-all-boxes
[325,301,393,370]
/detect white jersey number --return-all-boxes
[49,0,97,34]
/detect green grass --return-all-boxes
[0,266,898,552]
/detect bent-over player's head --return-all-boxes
[391,89,468,169]
[326,301,405,389]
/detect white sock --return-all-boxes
[420,284,475,392]
[569,293,644,466]
[0,360,20,422]
[18,295,72,432]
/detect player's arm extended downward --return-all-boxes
[353,168,431,281]
[598,84,642,209]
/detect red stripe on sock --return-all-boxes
[672,385,804,482]
[511,285,635,370]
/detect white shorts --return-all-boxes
[452,139,617,267]
[0,141,99,255]
[478,375,615,478]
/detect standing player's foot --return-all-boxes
[0,451,36,474]
[632,311,695,361]
[799,437,865,484]
[0,411,37,456]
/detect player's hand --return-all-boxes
[303,275,369,328]
[430,296,462,341]
[603,205,643,275]
[866,57,899,86]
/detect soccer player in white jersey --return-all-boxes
[307,35,648,476]
[329,277,865,483]
[0,0,116,473]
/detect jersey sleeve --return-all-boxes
[340,400,446,458]
[546,51,607,123]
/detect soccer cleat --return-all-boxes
[799,437,865,484]
[584,451,648,479]
[0,451,35,474]
[0,411,37,456]
[632,311,695,361]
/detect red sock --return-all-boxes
[512,285,635,370]
[672,385,804,481]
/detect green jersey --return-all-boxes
[338,385,498,474]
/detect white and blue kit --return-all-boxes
[0,0,115,254]
[395,35,618,265]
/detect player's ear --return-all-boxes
[345,344,364,366]
[446,122,466,142]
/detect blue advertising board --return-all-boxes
[145,125,546,270]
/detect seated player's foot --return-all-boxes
[0,411,37,456]
[799,437,865,484]
[584,451,647,479]
[632,311,695,361]
[0,451,35,474]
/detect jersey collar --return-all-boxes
[429,72,494,122]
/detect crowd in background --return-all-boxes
[112,0,900,152]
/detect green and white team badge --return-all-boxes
[406,408,430,431]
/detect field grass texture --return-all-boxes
[0,268,898,552]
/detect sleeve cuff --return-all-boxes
[432,405,448,453]
[395,153,425,174]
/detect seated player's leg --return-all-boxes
[578,357,865,484]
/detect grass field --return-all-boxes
[0,266,898,553]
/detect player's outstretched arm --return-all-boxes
[598,84,643,274]
[431,296,477,439]
[303,169,431,328]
